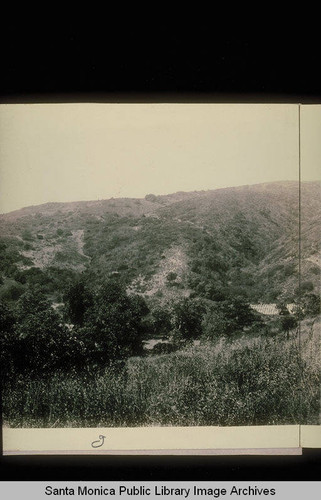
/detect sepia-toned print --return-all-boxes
[0,104,320,432]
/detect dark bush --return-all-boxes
[203,297,260,339]
[63,279,93,326]
[145,194,158,202]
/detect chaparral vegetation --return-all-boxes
[1,181,320,427]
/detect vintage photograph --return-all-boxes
[0,104,320,430]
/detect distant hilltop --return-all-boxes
[2,179,317,219]
[0,180,319,305]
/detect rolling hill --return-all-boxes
[0,181,319,306]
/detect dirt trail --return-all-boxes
[71,229,89,258]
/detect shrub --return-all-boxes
[3,329,319,427]
[166,272,177,282]
[301,281,314,293]
[0,300,16,379]
[145,194,158,202]
[301,293,320,317]
[0,280,25,302]
[21,230,33,241]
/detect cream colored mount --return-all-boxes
[4,424,318,455]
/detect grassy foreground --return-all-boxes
[3,318,320,428]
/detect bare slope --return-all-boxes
[0,181,319,303]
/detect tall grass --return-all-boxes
[3,320,320,428]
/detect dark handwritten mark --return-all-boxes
[91,435,106,448]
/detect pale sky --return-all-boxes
[0,103,318,214]
[300,105,321,182]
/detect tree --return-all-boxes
[171,298,205,341]
[63,279,93,326]
[148,304,172,337]
[202,296,259,340]
[14,288,69,375]
[203,305,229,339]
[276,301,298,338]
[280,314,298,338]
[80,280,149,365]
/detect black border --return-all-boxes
[1,27,321,481]
[1,450,321,481]
[1,25,321,102]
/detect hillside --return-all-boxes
[0,181,319,305]
[2,180,320,428]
